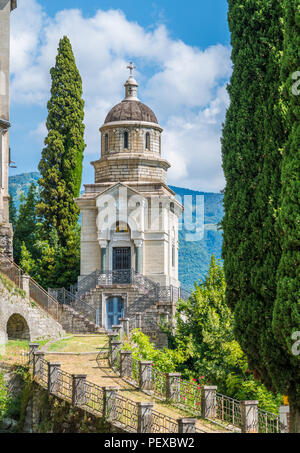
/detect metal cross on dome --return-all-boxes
[127,62,136,77]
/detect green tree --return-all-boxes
[273,0,300,431]
[20,242,36,276]
[13,184,39,264]
[173,257,282,413]
[37,36,85,247]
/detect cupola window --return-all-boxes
[104,133,109,153]
[145,132,150,150]
[124,131,129,149]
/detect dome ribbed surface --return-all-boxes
[105,100,158,124]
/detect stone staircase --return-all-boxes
[59,305,106,335]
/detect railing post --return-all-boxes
[166,373,181,403]
[33,351,45,379]
[178,418,197,433]
[72,374,87,407]
[201,386,217,418]
[120,351,132,378]
[112,325,122,338]
[29,343,40,366]
[119,318,130,338]
[137,402,154,433]
[136,313,142,329]
[139,361,153,391]
[110,340,122,368]
[47,362,61,394]
[103,386,118,420]
[241,401,258,433]
[279,405,290,433]
[108,332,118,361]
[21,274,30,299]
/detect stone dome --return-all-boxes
[104,100,158,124]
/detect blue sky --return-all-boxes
[9,0,231,192]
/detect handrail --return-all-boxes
[0,253,61,321]
[49,287,97,325]
[70,268,190,303]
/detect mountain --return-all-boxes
[9,172,40,208]
[8,173,224,290]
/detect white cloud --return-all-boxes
[10,0,231,192]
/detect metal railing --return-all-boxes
[70,268,190,303]
[132,357,139,385]
[179,379,202,414]
[151,410,178,433]
[152,366,167,398]
[49,288,97,325]
[56,369,73,401]
[216,393,242,428]
[84,381,104,416]
[0,341,29,366]
[258,408,281,433]
[0,255,22,287]
[0,253,62,322]
[113,394,139,432]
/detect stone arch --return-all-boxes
[7,314,30,340]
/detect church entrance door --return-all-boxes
[112,247,131,283]
[106,297,124,330]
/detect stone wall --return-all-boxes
[0,273,65,342]
[93,154,169,184]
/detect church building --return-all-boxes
[75,64,184,342]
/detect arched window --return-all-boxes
[104,134,109,153]
[124,131,129,149]
[145,132,150,150]
[170,202,175,214]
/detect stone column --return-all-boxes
[29,343,40,366]
[72,374,87,407]
[120,351,132,378]
[103,386,118,420]
[112,325,122,338]
[110,340,122,368]
[33,351,45,380]
[137,402,154,433]
[241,400,258,433]
[119,318,130,338]
[166,373,181,403]
[99,240,108,272]
[279,405,290,433]
[47,362,61,394]
[134,240,143,274]
[178,418,197,433]
[201,386,217,419]
[21,274,30,300]
[139,361,152,391]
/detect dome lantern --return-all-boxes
[124,62,139,101]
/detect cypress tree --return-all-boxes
[37,36,85,246]
[13,184,39,263]
[222,0,290,417]
[273,0,300,431]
